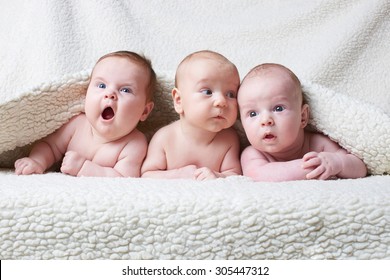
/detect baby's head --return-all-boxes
[238,63,309,155]
[92,51,156,103]
[85,51,156,140]
[174,50,239,88]
[239,63,304,105]
[172,50,240,132]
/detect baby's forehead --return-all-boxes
[177,53,238,84]
[247,65,291,80]
[92,56,145,74]
[240,68,302,101]
[248,66,300,88]
[183,53,232,70]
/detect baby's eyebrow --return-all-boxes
[195,79,212,88]
[91,76,106,82]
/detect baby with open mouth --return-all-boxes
[238,63,367,182]
[15,50,155,177]
[102,106,115,120]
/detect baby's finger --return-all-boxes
[318,169,333,180]
[15,166,23,175]
[14,159,27,169]
[306,166,325,180]
[302,157,321,169]
[194,171,207,181]
[21,164,38,175]
[15,161,28,175]
[22,165,34,175]
[303,152,318,161]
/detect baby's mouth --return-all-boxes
[102,107,115,120]
[264,133,276,140]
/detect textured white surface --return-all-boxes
[0,171,389,260]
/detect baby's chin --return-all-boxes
[252,144,281,154]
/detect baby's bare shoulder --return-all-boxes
[308,132,340,152]
[218,127,239,138]
[125,128,147,142]
[120,130,148,157]
[53,113,87,139]
[150,121,179,141]
[215,127,239,143]
[241,145,269,160]
[68,113,87,125]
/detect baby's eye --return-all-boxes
[273,105,285,112]
[200,89,213,96]
[249,111,258,118]
[98,83,106,89]
[120,87,132,94]
[226,91,236,99]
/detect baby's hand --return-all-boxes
[14,158,44,175]
[175,165,198,178]
[194,167,219,181]
[302,151,342,180]
[61,151,86,176]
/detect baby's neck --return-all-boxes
[89,125,123,145]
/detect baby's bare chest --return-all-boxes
[166,142,228,169]
[67,131,125,166]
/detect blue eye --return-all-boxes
[201,89,213,96]
[98,83,106,89]
[249,111,258,118]
[121,88,132,94]
[274,105,284,112]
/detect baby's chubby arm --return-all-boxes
[65,132,148,177]
[194,129,242,180]
[241,146,312,182]
[15,115,80,175]
[302,135,367,179]
[141,129,198,179]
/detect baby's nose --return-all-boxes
[261,114,274,126]
[214,93,227,107]
[105,91,117,100]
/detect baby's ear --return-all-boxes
[172,88,183,114]
[139,101,154,122]
[300,104,309,128]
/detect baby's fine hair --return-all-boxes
[174,50,238,88]
[242,63,306,105]
[93,50,157,102]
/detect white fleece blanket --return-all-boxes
[1,0,390,260]
[1,171,389,260]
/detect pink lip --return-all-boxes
[263,133,276,141]
[212,114,226,120]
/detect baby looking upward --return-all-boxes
[15,51,155,177]
[238,63,367,181]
